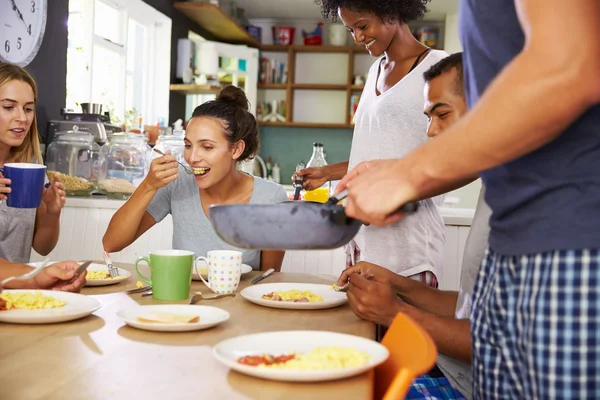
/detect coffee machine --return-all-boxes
[46,105,121,147]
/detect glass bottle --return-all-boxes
[304,142,330,203]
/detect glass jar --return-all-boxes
[153,129,186,165]
[45,131,100,196]
[98,133,151,199]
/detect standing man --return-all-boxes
[337,0,600,398]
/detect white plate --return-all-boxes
[213,330,389,382]
[116,305,230,332]
[84,264,131,286]
[193,263,253,281]
[0,290,102,324]
[28,261,131,287]
[240,283,347,310]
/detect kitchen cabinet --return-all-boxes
[30,198,473,291]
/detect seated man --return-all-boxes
[338,53,489,399]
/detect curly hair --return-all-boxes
[315,0,431,24]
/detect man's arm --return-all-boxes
[412,0,600,198]
[390,274,459,318]
[397,301,472,364]
[0,259,35,288]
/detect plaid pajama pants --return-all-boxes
[471,248,600,399]
[407,376,467,399]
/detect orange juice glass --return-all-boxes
[303,187,330,203]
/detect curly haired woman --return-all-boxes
[298,0,448,287]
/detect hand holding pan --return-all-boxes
[209,190,418,250]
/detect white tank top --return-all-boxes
[348,50,448,278]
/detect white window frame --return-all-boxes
[67,0,171,125]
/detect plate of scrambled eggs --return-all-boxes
[0,290,102,324]
[84,264,131,286]
[240,283,347,310]
[212,330,389,382]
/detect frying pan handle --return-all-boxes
[395,202,419,214]
[330,201,419,226]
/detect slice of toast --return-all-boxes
[136,312,200,324]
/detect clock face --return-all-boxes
[0,0,48,67]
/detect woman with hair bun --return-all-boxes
[104,86,287,271]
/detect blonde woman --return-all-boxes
[0,63,66,263]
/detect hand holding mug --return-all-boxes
[42,175,66,214]
[0,171,10,201]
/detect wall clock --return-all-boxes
[0,0,48,67]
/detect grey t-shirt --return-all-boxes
[437,187,492,399]
[0,201,36,263]
[146,171,289,270]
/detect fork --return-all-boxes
[189,292,236,304]
[102,251,120,278]
[152,148,193,174]
[1,259,50,287]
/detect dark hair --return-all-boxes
[423,52,464,95]
[316,0,431,24]
[191,85,259,162]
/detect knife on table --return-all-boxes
[68,261,92,284]
[251,268,275,285]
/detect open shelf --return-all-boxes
[258,121,354,129]
[169,84,221,95]
[260,45,369,54]
[259,45,290,53]
[291,84,347,90]
[173,2,260,48]
[258,83,288,89]
[256,45,370,128]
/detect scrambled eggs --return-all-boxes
[0,291,66,311]
[262,290,324,303]
[261,347,370,370]
[136,281,145,288]
[86,270,111,280]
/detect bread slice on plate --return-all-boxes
[136,312,200,324]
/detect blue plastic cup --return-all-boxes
[1,163,47,208]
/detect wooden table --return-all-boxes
[0,264,375,400]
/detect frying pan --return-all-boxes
[209,190,418,250]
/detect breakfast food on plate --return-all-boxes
[47,171,94,192]
[261,290,324,303]
[86,270,111,280]
[0,291,66,311]
[136,312,200,324]
[98,178,136,194]
[193,167,209,176]
[237,347,370,370]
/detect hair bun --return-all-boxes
[218,85,250,111]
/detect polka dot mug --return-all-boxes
[195,250,242,294]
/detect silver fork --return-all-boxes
[189,292,236,304]
[1,259,50,287]
[103,251,120,278]
[152,148,193,174]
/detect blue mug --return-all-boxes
[1,163,47,208]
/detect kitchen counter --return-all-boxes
[33,196,475,291]
[66,195,474,226]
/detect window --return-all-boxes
[66,0,171,128]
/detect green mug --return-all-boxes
[135,250,194,300]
